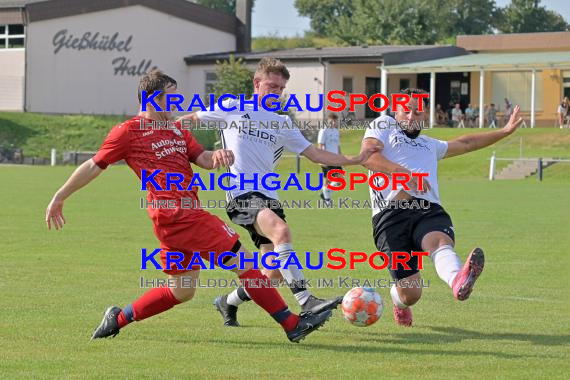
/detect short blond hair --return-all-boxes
[254,57,290,80]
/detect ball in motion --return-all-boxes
[341,287,383,327]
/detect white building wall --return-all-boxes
[326,63,381,120]
[283,62,325,121]
[387,73,418,97]
[26,5,235,115]
[0,49,25,111]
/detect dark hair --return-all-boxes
[327,113,339,120]
[400,87,429,109]
[138,69,177,103]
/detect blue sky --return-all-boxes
[251,0,570,37]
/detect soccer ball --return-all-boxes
[341,287,383,327]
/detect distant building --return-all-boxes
[184,45,467,121]
[1,1,569,127]
[0,0,252,114]
[384,32,570,127]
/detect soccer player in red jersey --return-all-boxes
[45,70,332,343]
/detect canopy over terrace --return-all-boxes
[381,52,570,128]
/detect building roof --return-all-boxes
[27,0,237,35]
[383,51,570,73]
[184,45,467,65]
[0,0,238,36]
[457,31,570,52]
[0,0,43,8]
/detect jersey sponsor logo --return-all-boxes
[392,133,430,150]
[241,113,251,119]
[151,138,187,159]
[142,130,154,137]
[238,127,278,145]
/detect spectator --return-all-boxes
[503,98,513,127]
[451,103,463,127]
[558,97,569,129]
[435,104,448,125]
[447,100,455,124]
[472,106,480,128]
[465,103,475,128]
[14,148,24,164]
[486,103,498,128]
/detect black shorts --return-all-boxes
[322,166,343,177]
[372,200,455,280]
[226,191,286,248]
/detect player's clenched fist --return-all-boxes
[212,149,235,168]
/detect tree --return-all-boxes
[295,0,569,45]
[295,0,354,36]
[212,55,254,101]
[296,0,452,45]
[252,32,340,51]
[447,0,497,36]
[494,0,569,33]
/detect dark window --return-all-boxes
[0,25,5,34]
[8,24,24,35]
[8,38,24,48]
[0,39,5,48]
[342,77,353,93]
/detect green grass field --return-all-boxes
[2,128,570,379]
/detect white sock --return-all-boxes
[323,186,331,200]
[390,285,408,309]
[226,287,250,307]
[430,244,462,288]
[275,243,310,305]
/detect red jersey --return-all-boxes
[93,116,205,225]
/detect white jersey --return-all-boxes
[317,128,340,154]
[196,99,311,200]
[363,115,448,216]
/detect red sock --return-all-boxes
[131,287,181,322]
[117,311,130,328]
[239,269,299,331]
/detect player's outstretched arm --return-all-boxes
[45,159,103,230]
[194,149,235,170]
[445,105,524,159]
[301,144,378,166]
[361,137,431,194]
[361,137,399,174]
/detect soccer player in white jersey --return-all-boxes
[179,58,376,326]
[318,113,342,203]
[361,88,523,327]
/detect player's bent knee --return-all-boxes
[271,222,291,244]
[170,285,196,303]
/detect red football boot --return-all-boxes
[452,247,485,301]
